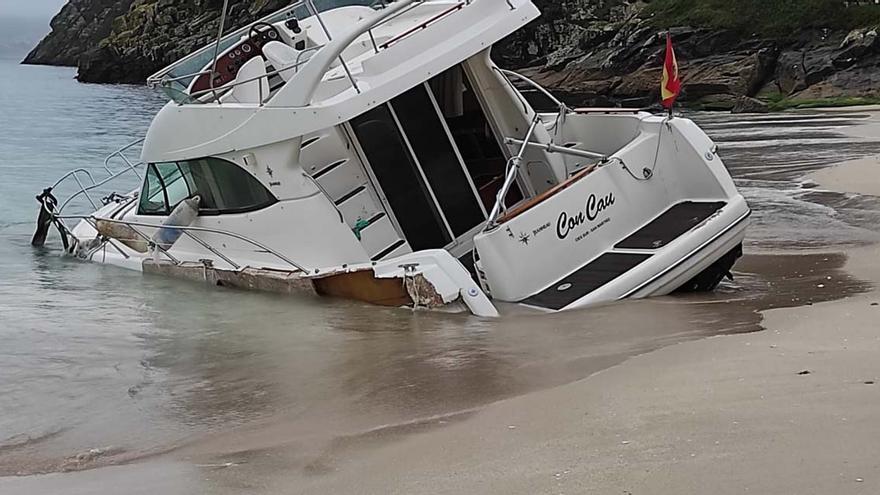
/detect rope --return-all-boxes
[614,115,670,181]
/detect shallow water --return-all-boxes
[0,59,879,478]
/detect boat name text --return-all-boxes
[556,192,616,240]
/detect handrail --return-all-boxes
[55,214,309,273]
[162,0,474,107]
[103,138,145,179]
[503,138,606,161]
[278,0,425,107]
[50,139,146,215]
[498,68,566,110]
[306,0,360,94]
[147,0,308,86]
[51,169,100,210]
[379,1,464,49]
[485,114,542,229]
[186,45,324,103]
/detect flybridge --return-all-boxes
[147,0,481,107]
[147,0,371,97]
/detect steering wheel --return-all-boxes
[248,22,278,45]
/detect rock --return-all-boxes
[837,27,880,66]
[731,96,769,114]
[59,446,113,472]
[26,0,291,83]
[774,45,839,95]
[19,0,880,109]
[22,0,137,66]
[529,25,780,110]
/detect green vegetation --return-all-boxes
[645,0,880,38]
[762,92,880,111]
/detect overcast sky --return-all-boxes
[0,0,67,20]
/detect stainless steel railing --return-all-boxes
[485,114,542,230]
[149,0,368,103]
[153,0,472,108]
[186,45,324,104]
[497,68,567,110]
[41,139,311,274]
[56,213,310,273]
[51,138,145,214]
[147,1,311,88]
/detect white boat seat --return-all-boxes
[262,41,301,82]
[229,57,270,104]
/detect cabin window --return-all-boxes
[351,106,452,250]
[391,85,485,237]
[429,66,523,210]
[138,158,276,215]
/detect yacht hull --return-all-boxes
[473,115,750,312]
[35,0,751,318]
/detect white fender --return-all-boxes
[152,196,200,251]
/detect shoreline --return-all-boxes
[3,109,880,493]
[8,245,874,494]
[808,155,880,197]
[283,244,880,494]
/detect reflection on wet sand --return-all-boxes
[148,253,868,476]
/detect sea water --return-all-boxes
[1,58,879,475]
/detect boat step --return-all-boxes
[371,239,407,261]
[335,185,366,206]
[520,253,652,311]
[615,201,726,250]
[312,159,347,180]
[359,213,404,257]
[301,135,321,149]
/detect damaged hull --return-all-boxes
[35,0,749,318]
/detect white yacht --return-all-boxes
[34,0,750,317]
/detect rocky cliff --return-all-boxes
[23,0,880,109]
[25,0,291,83]
[23,0,137,67]
[499,0,880,110]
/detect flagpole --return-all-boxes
[664,28,675,122]
[661,30,680,121]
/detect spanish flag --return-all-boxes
[661,33,681,110]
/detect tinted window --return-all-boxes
[429,67,522,210]
[138,157,276,215]
[140,164,169,215]
[391,85,485,237]
[351,105,451,250]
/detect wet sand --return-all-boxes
[3,258,876,495]
[809,155,880,197]
[282,246,880,495]
[4,110,880,493]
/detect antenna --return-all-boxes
[209,0,231,94]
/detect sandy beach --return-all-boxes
[266,150,880,493]
[272,246,880,494]
[3,110,880,494]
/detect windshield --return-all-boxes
[152,0,379,101]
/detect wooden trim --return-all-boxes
[380,3,465,49]
[573,108,642,114]
[495,164,598,225]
